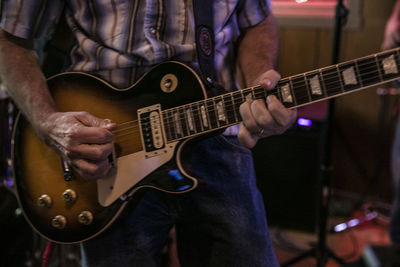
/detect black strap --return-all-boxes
[42,13,74,77]
[193,0,246,96]
[193,0,223,96]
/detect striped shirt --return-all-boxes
[0,0,270,90]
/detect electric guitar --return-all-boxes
[12,47,400,244]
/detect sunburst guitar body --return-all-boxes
[12,47,400,243]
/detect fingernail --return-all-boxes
[267,95,274,104]
[103,119,114,127]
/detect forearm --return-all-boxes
[238,14,280,87]
[0,30,57,134]
[391,0,400,20]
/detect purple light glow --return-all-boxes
[297,118,312,127]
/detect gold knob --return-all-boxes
[51,215,67,229]
[37,194,52,208]
[62,189,77,203]
[78,211,94,225]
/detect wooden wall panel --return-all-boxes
[273,0,398,202]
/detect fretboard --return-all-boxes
[162,47,400,142]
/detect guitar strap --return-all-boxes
[193,0,245,97]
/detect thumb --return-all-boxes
[74,112,116,130]
[100,118,117,131]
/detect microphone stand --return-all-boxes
[281,1,348,266]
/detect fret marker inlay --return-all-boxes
[173,112,182,135]
[382,54,398,75]
[200,105,208,128]
[186,108,194,131]
[309,75,322,95]
[281,83,293,103]
[216,101,226,122]
[342,66,358,85]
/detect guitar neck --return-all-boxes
[162,47,400,142]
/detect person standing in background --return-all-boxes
[382,0,400,246]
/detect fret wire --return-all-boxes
[374,54,384,82]
[253,86,264,100]
[274,84,282,102]
[318,68,328,97]
[358,56,381,86]
[250,86,256,99]
[162,48,400,141]
[213,97,221,128]
[215,96,226,126]
[197,100,205,131]
[288,77,297,106]
[221,95,229,124]
[286,50,400,89]
[233,91,243,122]
[186,105,196,134]
[182,106,189,135]
[190,105,199,134]
[304,71,324,100]
[191,102,202,133]
[303,73,312,102]
[181,106,189,137]
[167,110,177,141]
[207,98,218,129]
[163,110,172,141]
[167,110,175,141]
[354,60,364,88]
[336,64,345,93]
[290,75,309,104]
[223,94,236,124]
[203,101,211,130]
[229,92,239,123]
[196,102,205,132]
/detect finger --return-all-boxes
[238,123,259,149]
[69,125,114,144]
[266,95,297,129]
[255,70,281,89]
[239,99,259,133]
[74,112,117,131]
[67,142,114,161]
[72,158,112,180]
[250,99,276,130]
[101,118,117,131]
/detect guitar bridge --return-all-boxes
[138,104,166,158]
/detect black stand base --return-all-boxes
[281,245,345,267]
[279,1,348,266]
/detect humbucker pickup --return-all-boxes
[138,104,166,157]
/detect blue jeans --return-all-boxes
[391,115,400,245]
[81,135,278,267]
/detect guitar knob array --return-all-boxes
[62,189,77,203]
[51,215,67,229]
[78,211,94,225]
[37,194,52,208]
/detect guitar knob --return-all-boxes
[51,215,67,229]
[77,211,93,225]
[37,194,52,208]
[62,189,77,203]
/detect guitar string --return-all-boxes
[111,55,399,138]
[114,53,394,131]
[113,68,394,141]
[113,67,389,138]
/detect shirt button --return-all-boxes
[149,27,157,35]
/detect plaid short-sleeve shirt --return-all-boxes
[0,0,270,89]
